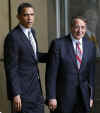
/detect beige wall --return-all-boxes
[0,0,49,113]
[47,0,56,46]
[0,0,11,112]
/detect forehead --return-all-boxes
[22,7,34,13]
[74,18,86,25]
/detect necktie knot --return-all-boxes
[76,41,82,69]
[28,31,32,40]
[76,41,82,54]
[28,31,37,59]
[76,41,80,46]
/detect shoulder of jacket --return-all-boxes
[5,26,20,41]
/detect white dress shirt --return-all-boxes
[71,34,83,54]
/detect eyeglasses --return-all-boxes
[73,25,86,30]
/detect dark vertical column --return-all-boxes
[95,62,100,113]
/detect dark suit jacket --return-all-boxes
[45,34,96,113]
[4,25,48,103]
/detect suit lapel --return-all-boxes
[68,36,78,70]
[31,29,38,53]
[17,26,37,60]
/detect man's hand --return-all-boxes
[48,99,57,111]
[90,99,93,108]
[13,95,22,112]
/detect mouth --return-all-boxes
[77,32,83,36]
[77,34,82,36]
[27,22,33,24]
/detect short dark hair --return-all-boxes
[71,16,87,27]
[17,2,33,15]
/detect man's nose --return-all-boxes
[78,27,82,32]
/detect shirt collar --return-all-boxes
[19,24,31,37]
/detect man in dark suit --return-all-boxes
[45,16,96,113]
[4,2,48,113]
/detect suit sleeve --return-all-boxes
[4,34,22,98]
[89,42,96,100]
[45,40,60,101]
[31,28,48,63]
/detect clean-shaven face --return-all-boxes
[71,18,87,40]
[17,7,35,28]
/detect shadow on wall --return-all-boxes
[83,9,100,57]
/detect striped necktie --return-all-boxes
[76,41,82,69]
[28,31,37,58]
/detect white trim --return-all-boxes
[64,0,69,35]
[56,0,60,38]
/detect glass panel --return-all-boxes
[69,0,100,58]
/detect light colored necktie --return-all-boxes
[76,41,82,69]
[28,31,37,58]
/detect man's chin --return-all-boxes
[25,25,33,28]
[74,36,82,40]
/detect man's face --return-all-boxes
[17,7,35,28]
[71,18,86,40]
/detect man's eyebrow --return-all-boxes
[24,13,35,15]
